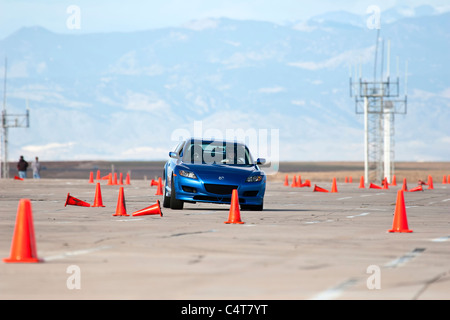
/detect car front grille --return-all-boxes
[204,184,238,195]
[193,195,245,203]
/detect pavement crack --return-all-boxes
[412,269,450,300]
[166,229,217,238]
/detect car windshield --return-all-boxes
[182,141,253,165]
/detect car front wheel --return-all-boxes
[170,174,184,210]
[162,171,171,208]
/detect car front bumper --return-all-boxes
[173,175,265,205]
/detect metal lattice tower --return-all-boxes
[2,57,30,179]
[350,33,407,184]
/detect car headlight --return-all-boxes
[179,169,197,179]
[246,175,263,183]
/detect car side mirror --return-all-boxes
[256,158,266,165]
[169,152,179,159]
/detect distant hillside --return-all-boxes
[1,7,449,163]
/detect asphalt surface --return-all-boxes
[0,176,449,300]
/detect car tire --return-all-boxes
[162,171,171,208]
[170,174,184,210]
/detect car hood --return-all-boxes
[180,163,261,184]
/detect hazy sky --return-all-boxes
[1,0,450,39]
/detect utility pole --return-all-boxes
[1,56,30,179]
[350,32,407,184]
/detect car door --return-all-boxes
[165,141,185,193]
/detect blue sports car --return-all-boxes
[163,138,266,210]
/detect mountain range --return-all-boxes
[0,5,449,165]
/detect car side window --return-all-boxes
[176,141,185,157]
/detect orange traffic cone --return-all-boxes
[126,172,131,185]
[369,183,382,189]
[284,175,289,186]
[391,175,397,186]
[14,175,24,181]
[92,183,105,207]
[402,178,408,192]
[349,176,353,183]
[291,175,297,188]
[443,175,447,184]
[297,175,302,187]
[65,193,91,207]
[225,189,244,224]
[382,177,389,189]
[345,176,348,183]
[331,177,338,193]
[155,177,163,195]
[96,170,101,180]
[113,187,129,216]
[113,173,118,185]
[107,173,114,185]
[427,175,434,190]
[3,199,40,263]
[388,190,413,233]
[408,185,423,192]
[313,185,329,192]
[89,171,94,183]
[150,179,158,186]
[299,180,311,187]
[132,200,163,217]
[359,176,365,189]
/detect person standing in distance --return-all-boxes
[32,156,41,179]
[17,155,28,179]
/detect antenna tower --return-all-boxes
[1,56,30,179]
[350,30,407,184]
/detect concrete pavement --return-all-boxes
[0,177,449,300]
